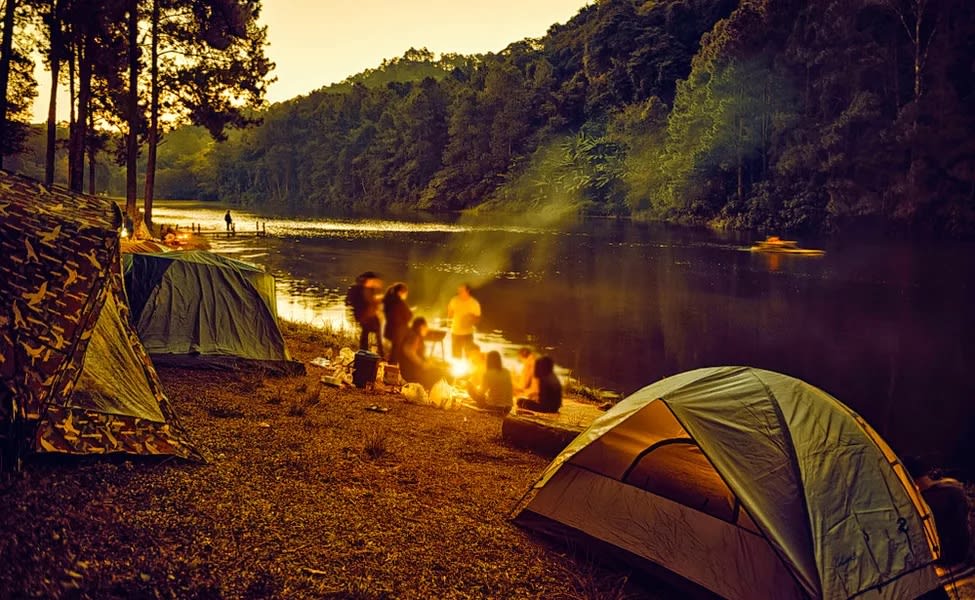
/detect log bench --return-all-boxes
[501,398,605,458]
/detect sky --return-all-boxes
[31,1,590,121]
[260,0,589,103]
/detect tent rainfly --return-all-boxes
[513,366,943,600]
[122,251,303,375]
[0,170,200,469]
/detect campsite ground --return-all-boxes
[0,322,671,599]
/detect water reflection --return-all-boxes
[151,201,975,460]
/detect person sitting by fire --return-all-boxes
[382,282,412,364]
[397,317,445,390]
[516,356,562,413]
[463,345,486,397]
[513,347,537,397]
[468,351,513,414]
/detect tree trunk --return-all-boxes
[125,0,138,218]
[913,3,922,101]
[893,38,900,110]
[87,106,96,195]
[45,0,62,187]
[736,115,744,204]
[67,27,76,187]
[143,0,159,229]
[0,0,17,169]
[70,34,91,192]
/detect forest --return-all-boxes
[3,0,975,235]
[0,0,271,227]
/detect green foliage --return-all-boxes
[11,0,971,236]
[180,0,737,215]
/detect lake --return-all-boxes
[151,201,975,461]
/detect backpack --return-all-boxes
[345,283,366,319]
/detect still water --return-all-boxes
[152,202,974,459]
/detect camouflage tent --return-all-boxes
[0,170,200,470]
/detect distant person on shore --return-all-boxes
[345,271,384,354]
[382,282,412,364]
[513,347,537,397]
[224,210,233,231]
[516,356,562,413]
[398,317,446,390]
[468,350,513,414]
[163,226,180,247]
[447,283,481,359]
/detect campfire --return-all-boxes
[448,357,471,379]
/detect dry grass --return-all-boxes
[279,318,359,351]
[303,386,322,406]
[286,403,308,417]
[206,401,245,419]
[0,325,674,599]
[564,379,621,406]
[362,429,390,461]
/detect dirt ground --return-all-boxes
[0,323,673,599]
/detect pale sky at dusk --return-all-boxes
[260,1,589,103]
[31,1,590,121]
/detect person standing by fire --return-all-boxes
[446,283,481,359]
[382,282,412,364]
[346,271,384,353]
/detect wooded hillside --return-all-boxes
[7,0,975,235]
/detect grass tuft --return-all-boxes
[363,429,389,461]
[304,387,321,406]
[287,403,307,417]
[266,385,287,405]
[565,379,620,405]
[558,550,633,600]
[279,319,359,351]
[206,403,244,419]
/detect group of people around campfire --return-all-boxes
[345,272,561,414]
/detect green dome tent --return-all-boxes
[123,251,302,375]
[513,366,943,600]
[0,170,199,468]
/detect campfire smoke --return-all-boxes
[412,161,583,316]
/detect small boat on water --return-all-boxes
[749,236,825,256]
